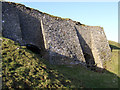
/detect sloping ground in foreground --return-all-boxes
[1,37,74,89]
[1,38,119,88]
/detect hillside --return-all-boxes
[1,37,119,88]
[1,1,119,89]
[1,37,73,89]
[104,40,120,76]
[108,40,120,49]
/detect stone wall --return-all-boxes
[41,14,85,65]
[75,25,111,68]
[2,2,22,43]
[2,2,45,52]
[90,26,111,68]
[2,2,111,68]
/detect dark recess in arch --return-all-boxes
[26,44,41,54]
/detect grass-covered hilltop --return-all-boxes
[1,37,119,89]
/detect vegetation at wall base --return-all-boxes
[105,41,120,77]
[1,37,119,89]
[1,37,74,89]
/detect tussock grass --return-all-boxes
[1,38,119,88]
[1,37,73,89]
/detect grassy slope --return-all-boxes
[1,38,73,89]
[50,65,118,88]
[108,40,120,48]
[1,38,119,88]
[105,40,120,77]
[47,40,119,88]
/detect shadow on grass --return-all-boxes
[34,51,119,88]
[109,44,120,52]
[2,36,119,88]
[2,2,119,88]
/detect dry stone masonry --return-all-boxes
[2,2,111,68]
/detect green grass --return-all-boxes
[104,41,120,77]
[50,65,118,88]
[1,37,73,89]
[1,38,119,89]
[108,40,120,48]
[45,40,120,88]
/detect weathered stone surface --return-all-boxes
[2,2,22,43]
[2,2,111,68]
[2,2,45,52]
[41,15,85,65]
[75,26,111,68]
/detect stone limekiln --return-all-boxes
[2,2,111,68]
